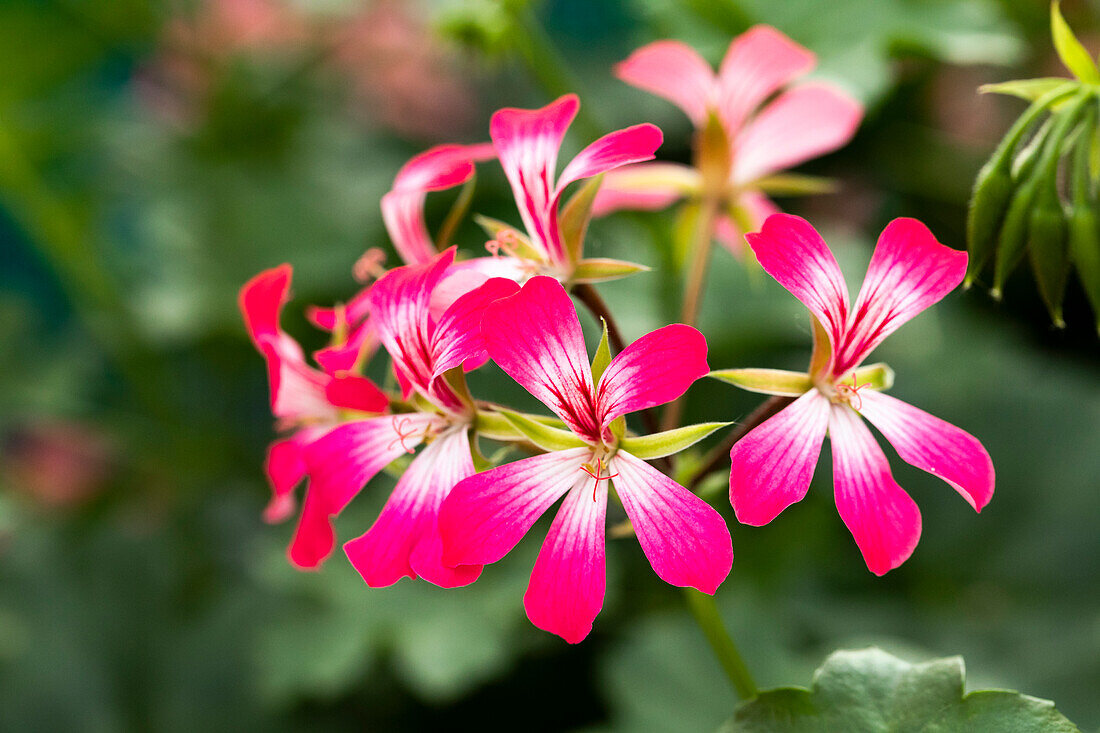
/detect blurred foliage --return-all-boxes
[0,0,1097,731]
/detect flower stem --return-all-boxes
[683,588,758,700]
[662,193,721,431]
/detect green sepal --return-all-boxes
[473,410,567,441]
[850,362,895,392]
[695,111,731,193]
[1027,177,1072,326]
[672,200,701,270]
[439,366,474,411]
[708,368,812,396]
[1068,204,1100,334]
[752,173,837,196]
[1051,1,1100,84]
[473,214,543,260]
[591,319,612,384]
[979,78,1077,103]
[808,315,833,380]
[559,174,602,265]
[608,415,626,442]
[435,174,477,250]
[965,162,1015,286]
[619,422,730,460]
[498,409,588,452]
[468,431,494,472]
[571,258,651,284]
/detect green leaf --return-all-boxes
[723,648,1081,732]
[619,422,730,460]
[498,409,589,452]
[571,258,651,284]
[1051,1,1100,84]
[979,78,1077,103]
[591,319,612,384]
[709,368,812,396]
[560,174,603,264]
[751,173,837,196]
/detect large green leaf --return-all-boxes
[723,648,1080,732]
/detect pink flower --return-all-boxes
[302,249,519,587]
[594,27,862,256]
[438,276,731,643]
[490,94,663,275]
[239,265,389,563]
[727,214,995,575]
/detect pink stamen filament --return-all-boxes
[353,247,387,283]
[580,457,618,501]
[387,416,419,454]
[835,379,869,411]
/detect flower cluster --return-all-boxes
[241,26,994,643]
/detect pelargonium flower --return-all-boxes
[239,265,389,556]
[302,248,519,586]
[725,214,995,575]
[438,276,731,643]
[489,94,663,277]
[593,26,862,256]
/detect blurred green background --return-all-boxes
[0,0,1097,730]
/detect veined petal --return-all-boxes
[431,277,521,378]
[482,276,600,440]
[557,123,663,194]
[344,427,481,588]
[439,447,594,567]
[259,337,332,422]
[828,404,921,576]
[523,476,607,644]
[714,191,781,258]
[610,451,732,594]
[491,94,579,263]
[293,414,438,568]
[834,218,967,373]
[614,40,716,124]
[717,25,816,134]
[732,83,862,184]
[429,256,527,323]
[745,214,850,358]
[729,390,829,525]
[591,162,701,217]
[858,391,994,512]
[596,324,709,429]
[381,189,437,265]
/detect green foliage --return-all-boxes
[618,422,729,460]
[723,648,1080,732]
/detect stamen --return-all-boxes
[353,247,387,283]
[580,457,618,501]
[386,416,418,454]
[835,379,869,411]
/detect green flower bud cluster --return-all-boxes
[967,2,1100,333]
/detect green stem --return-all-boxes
[683,588,758,700]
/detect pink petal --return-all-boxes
[491,94,579,264]
[239,264,291,344]
[482,276,600,440]
[610,451,732,594]
[596,324,708,429]
[344,427,481,588]
[858,391,994,512]
[293,414,438,568]
[438,447,594,567]
[716,25,815,134]
[259,338,333,423]
[614,40,716,124]
[262,430,317,523]
[523,477,607,644]
[308,285,373,332]
[834,218,967,374]
[731,83,862,183]
[714,191,781,259]
[382,144,494,265]
[591,162,700,217]
[431,277,521,378]
[429,256,526,320]
[323,373,389,414]
[729,390,830,525]
[828,404,921,576]
[557,123,663,194]
[745,214,850,360]
[313,318,379,374]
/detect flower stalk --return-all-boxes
[683,588,758,700]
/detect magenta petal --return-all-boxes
[858,391,994,512]
[263,431,313,523]
[828,405,922,576]
[717,24,815,134]
[523,479,607,644]
[557,123,663,193]
[288,489,336,569]
[381,189,438,265]
[438,447,594,567]
[259,338,333,422]
[610,451,732,594]
[614,40,716,124]
[745,214,850,357]
[314,318,379,374]
[324,373,389,414]
[714,191,781,259]
[482,277,600,440]
[345,428,481,588]
[729,390,830,525]
[240,264,291,344]
[732,83,862,184]
[431,277,521,378]
[834,218,967,373]
[591,162,699,217]
[596,324,708,428]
